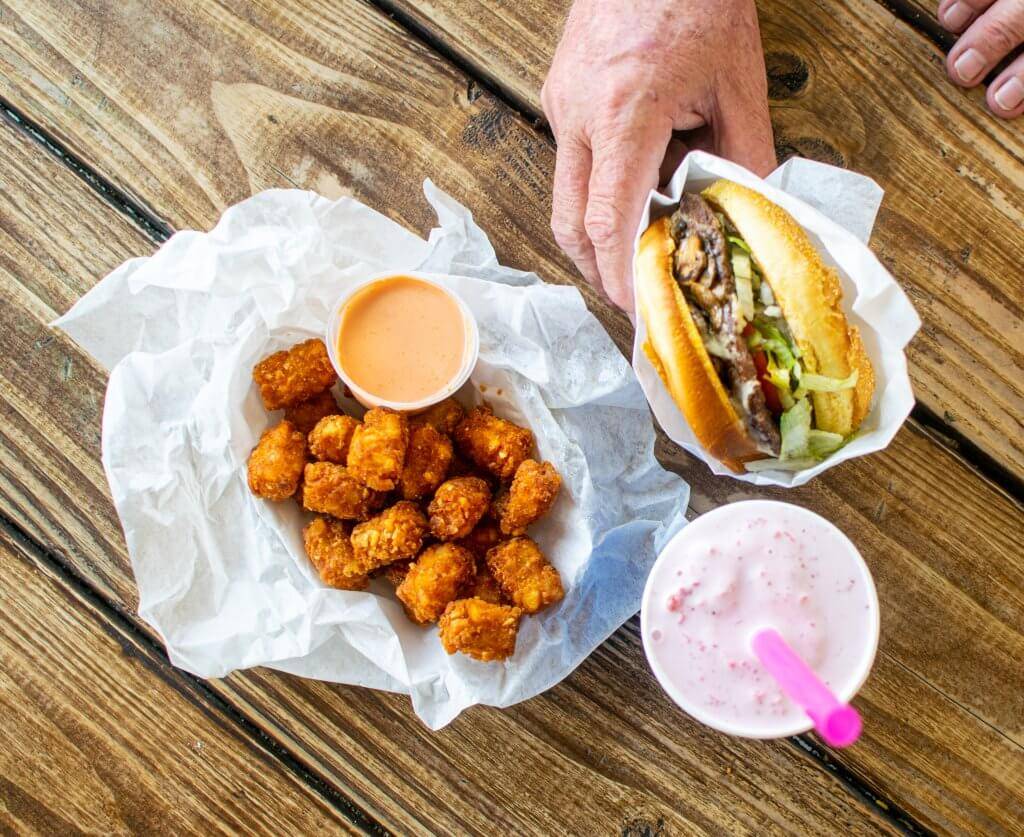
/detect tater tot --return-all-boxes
[453,406,533,482]
[253,338,336,410]
[486,537,564,614]
[283,389,339,434]
[381,559,412,587]
[496,459,562,535]
[412,397,465,435]
[347,407,409,491]
[428,477,491,541]
[303,516,368,590]
[461,563,506,605]
[309,414,360,463]
[302,462,386,520]
[350,501,429,573]
[439,598,522,661]
[457,519,504,561]
[247,420,307,501]
[399,423,453,500]
[396,543,475,623]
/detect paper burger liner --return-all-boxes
[630,151,921,488]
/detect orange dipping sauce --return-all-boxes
[337,276,469,404]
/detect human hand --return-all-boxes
[939,0,1024,118]
[541,0,775,310]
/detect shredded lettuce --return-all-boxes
[796,369,859,395]
[731,249,755,322]
[779,397,812,460]
[729,231,753,250]
[808,429,846,458]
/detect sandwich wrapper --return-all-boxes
[53,181,688,729]
[633,152,921,487]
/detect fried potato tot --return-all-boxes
[428,477,491,541]
[303,516,368,590]
[396,543,475,623]
[350,501,429,572]
[447,451,495,484]
[412,397,465,435]
[496,459,562,535]
[347,407,409,491]
[461,563,506,605]
[283,389,339,434]
[309,414,360,463]
[457,519,504,561]
[302,462,386,520]
[247,420,307,500]
[486,537,564,614]
[453,406,533,482]
[253,338,336,410]
[439,598,522,661]
[381,559,412,587]
[399,423,453,500]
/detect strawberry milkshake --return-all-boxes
[641,500,879,738]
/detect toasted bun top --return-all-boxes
[701,180,874,435]
[635,217,767,473]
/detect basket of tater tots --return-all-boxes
[55,183,687,728]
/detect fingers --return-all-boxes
[585,118,673,310]
[946,0,1024,87]
[938,0,997,34]
[713,90,777,178]
[989,52,1024,116]
[550,135,600,289]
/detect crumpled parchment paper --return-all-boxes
[631,152,922,487]
[54,181,689,729]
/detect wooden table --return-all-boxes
[1,0,1021,833]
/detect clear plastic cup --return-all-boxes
[641,500,879,738]
[326,271,479,412]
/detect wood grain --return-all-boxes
[373,0,1024,481]
[0,526,352,835]
[2,83,1024,835]
[0,112,903,837]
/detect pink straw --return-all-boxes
[751,628,862,747]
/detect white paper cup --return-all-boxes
[640,500,879,739]
[326,270,479,412]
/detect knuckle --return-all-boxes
[583,200,625,249]
[550,216,588,252]
[982,16,1023,56]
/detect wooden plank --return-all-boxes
[0,526,353,835]
[371,0,1024,481]
[0,1,1019,827]
[0,113,903,837]
[2,78,1024,835]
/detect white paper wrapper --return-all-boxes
[54,182,688,729]
[632,152,921,487]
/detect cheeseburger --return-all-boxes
[636,179,874,473]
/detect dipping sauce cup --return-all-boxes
[641,500,879,739]
[327,272,479,411]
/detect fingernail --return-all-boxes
[994,77,1024,111]
[954,48,986,83]
[942,1,972,30]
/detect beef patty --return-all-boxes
[669,194,781,455]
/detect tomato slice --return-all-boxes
[751,349,784,415]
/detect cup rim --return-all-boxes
[326,270,480,412]
[640,499,880,739]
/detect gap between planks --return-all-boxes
[0,8,1009,830]
[0,509,389,837]
[2,114,937,835]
